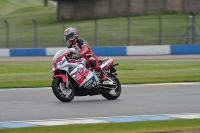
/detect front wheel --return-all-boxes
[101,73,121,100]
[52,77,75,102]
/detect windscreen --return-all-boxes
[52,49,70,63]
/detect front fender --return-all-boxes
[53,74,67,82]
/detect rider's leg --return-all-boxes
[86,57,107,81]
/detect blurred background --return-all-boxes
[0,0,200,48]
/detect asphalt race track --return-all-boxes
[0,83,200,122]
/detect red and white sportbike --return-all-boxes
[50,48,121,102]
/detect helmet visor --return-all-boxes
[64,33,74,41]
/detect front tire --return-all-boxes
[52,77,75,102]
[101,73,121,100]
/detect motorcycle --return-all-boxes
[50,48,121,102]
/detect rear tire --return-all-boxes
[52,77,75,102]
[101,73,121,100]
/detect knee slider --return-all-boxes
[89,60,96,67]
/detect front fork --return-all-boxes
[53,74,72,93]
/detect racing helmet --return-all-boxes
[64,27,79,45]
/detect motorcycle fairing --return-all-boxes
[76,77,99,96]
[52,49,70,68]
[82,76,97,90]
[69,64,94,86]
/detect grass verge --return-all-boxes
[1,119,200,133]
[0,58,200,88]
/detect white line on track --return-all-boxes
[0,113,200,128]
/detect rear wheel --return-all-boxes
[101,73,121,100]
[52,77,75,102]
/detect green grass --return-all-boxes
[117,60,200,84]
[0,61,50,88]
[1,0,200,47]
[0,58,200,88]
[0,0,48,16]
[1,119,200,133]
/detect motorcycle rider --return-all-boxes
[64,27,107,82]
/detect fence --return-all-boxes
[1,13,200,48]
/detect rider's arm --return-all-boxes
[77,39,90,57]
[79,44,89,57]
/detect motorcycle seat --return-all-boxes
[98,57,109,65]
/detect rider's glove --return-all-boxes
[72,55,80,60]
[69,48,80,56]
[69,48,75,53]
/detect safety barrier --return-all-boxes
[0,45,200,57]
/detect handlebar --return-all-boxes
[65,54,69,62]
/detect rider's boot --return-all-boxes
[99,68,107,82]
[92,61,107,82]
